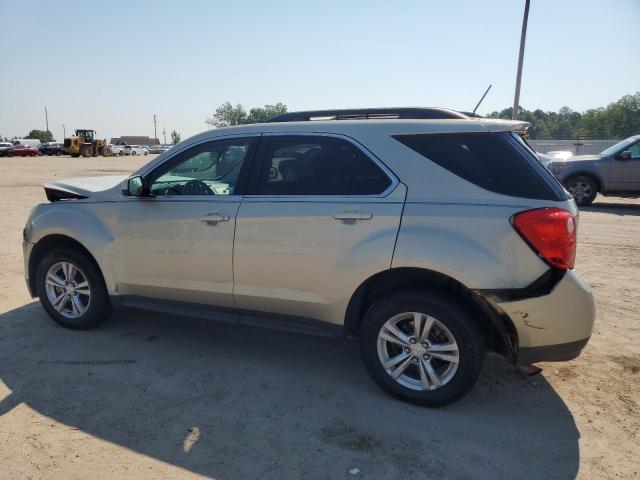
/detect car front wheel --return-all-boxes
[36,249,112,329]
[565,175,597,206]
[360,291,485,407]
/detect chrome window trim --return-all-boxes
[245,131,399,200]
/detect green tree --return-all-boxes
[26,129,53,143]
[485,92,640,139]
[170,130,181,145]
[205,102,287,127]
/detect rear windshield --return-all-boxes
[392,132,568,200]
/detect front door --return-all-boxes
[113,136,258,307]
[610,141,640,192]
[233,134,405,327]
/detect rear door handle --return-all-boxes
[333,210,373,221]
[199,213,230,224]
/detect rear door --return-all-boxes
[233,133,405,328]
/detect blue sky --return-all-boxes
[1,0,638,142]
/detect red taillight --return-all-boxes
[512,208,577,270]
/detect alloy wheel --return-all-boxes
[377,312,459,391]
[568,181,592,203]
[44,261,91,318]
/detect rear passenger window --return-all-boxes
[392,132,562,200]
[256,136,391,195]
[350,153,392,195]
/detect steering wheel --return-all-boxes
[183,179,215,196]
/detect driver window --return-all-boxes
[150,138,254,196]
[628,143,640,160]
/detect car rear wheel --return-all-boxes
[360,290,485,407]
[36,249,112,329]
[565,175,597,206]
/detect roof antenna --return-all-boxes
[472,84,492,115]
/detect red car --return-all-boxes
[7,145,40,157]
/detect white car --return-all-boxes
[124,145,149,156]
[546,150,573,161]
[109,145,126,156]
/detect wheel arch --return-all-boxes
[344,267,518,360]
[563,171,604,192]
[28,234,107,298]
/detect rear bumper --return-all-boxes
[493,269,595,364]
[517,337,589,364]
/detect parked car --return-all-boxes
[123,145,149,156]
[38,142,63,156]
[8,144,40,156]
[23,107,595,407]
[11,138,42,148]
[160,144,173,153]
[547,134,640,205]
[147,144,163,154]
[0,142,14,156]
[109,144,126,156]
[545,150,574,161]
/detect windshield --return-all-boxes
[600,136,639,156]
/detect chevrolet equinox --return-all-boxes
[23,108,595,406]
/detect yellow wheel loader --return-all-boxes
[62,129,111,157]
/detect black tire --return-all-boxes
[359,290,485,407]
[36,248,112,330]
[565,175,597,206]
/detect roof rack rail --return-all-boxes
[268,107,469,123]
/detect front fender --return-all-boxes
[557,165,605,190]
[27,203,117,294]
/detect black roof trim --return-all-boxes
[268,108,469,123]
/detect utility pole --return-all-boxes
[162,127,166,144]
[512,0,530,120]
[153,114,158,142]
[44,106,49,136]
[62,124,66,139]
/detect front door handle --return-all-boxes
[199,213,230,224]
[333,210,373,221]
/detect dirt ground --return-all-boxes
[0,155,638,480]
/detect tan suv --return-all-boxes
[23,108,595,406]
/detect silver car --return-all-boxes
[23,108,595,406]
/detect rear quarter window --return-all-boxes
[392,132,567,200]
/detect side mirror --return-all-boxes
[122,175,146,197]
[616,151,632,161]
